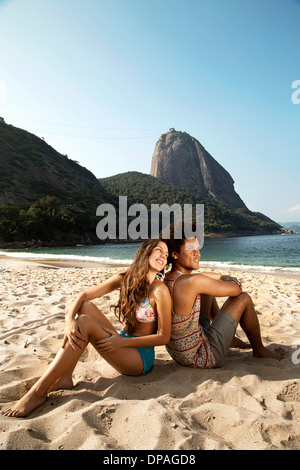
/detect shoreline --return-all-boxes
[0,254,126,270]
[1,253,299,279]
[0,230,292,251]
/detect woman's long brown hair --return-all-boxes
[114,239,164,334]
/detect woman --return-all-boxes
[3,239,171,418]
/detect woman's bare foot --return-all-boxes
[3,387,47,418]
[48,375,74,393]
[253,345,286,361]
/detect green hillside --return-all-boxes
[0,120,111,209]
[99,171,282,236]
[0,121,115,245]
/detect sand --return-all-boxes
[0,255,299,450]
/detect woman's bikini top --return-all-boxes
[135,273,164,323]
[136,298,156,323]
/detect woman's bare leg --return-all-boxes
[3,338,88,418]
[221,292,285,360]
[49,301,116,392]
[78,313,144,376]
[3,304,144,418]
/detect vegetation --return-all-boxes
[0,121,113,246]
[99,172,281,236]
[0,196,98,245]
[0,120,111,211]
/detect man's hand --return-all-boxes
[220,274,242,290]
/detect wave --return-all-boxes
[199,260,300,274]
[1,251,299,274]
[0,251,133,266]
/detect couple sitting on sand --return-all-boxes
[3,223,285,418]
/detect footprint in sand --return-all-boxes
[277,382,300,403]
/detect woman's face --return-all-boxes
[148,241,169,272]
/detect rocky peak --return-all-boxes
[150,129,246,209]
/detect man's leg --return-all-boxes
[200,294,219,321]
[201,294,249,349]
[221,292,285,360]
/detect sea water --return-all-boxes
[1,234,299,274]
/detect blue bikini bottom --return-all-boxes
[119,330,155,375]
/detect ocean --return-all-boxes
[1,234,299,274]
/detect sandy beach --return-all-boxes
[0,255,299,450]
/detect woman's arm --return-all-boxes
[64,273,122,349]
[66,273,122,322]
[95,283,172,352]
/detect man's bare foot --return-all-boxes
[230,336,250,349]
[2,388,47,418]
[253,345,286,361]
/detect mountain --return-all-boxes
[288,225,300,233]
[0,120,115,245]
[0,120,111,211]
[279,222,300,232]
[99,171,282,236]
[151,128,246,209]
[0,121,282,246]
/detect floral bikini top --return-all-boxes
[135,273,164,323]
[136,298,156,323]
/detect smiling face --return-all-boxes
[148,241,169,273]
[172,237,201,274]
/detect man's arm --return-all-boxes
[185,273,242,298]
[171,272,242,318]
[200,272,221,280]
[201,272,242,289]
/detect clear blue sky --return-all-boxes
[0,0,299,223]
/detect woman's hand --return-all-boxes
[63,317,87,350]
[95,327,125,353]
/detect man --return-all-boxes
[161,223,285,368]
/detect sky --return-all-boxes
[0,0,299,223]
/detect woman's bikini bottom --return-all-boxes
[119,329,155,375]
